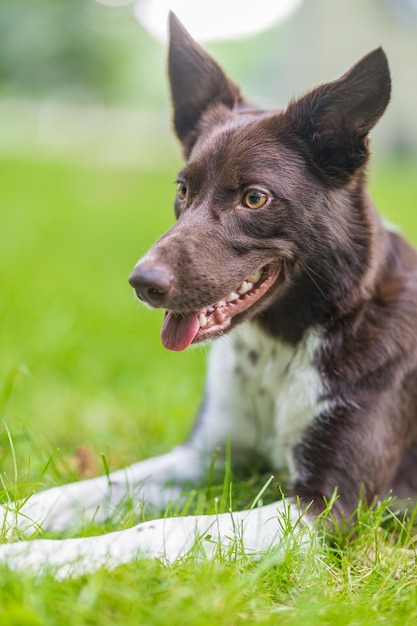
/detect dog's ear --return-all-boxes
[168,12,242,152]
[285,48,391,185]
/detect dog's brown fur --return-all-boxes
[129,14,417,522]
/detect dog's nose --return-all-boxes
[129,264,174,307]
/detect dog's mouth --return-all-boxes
[161,264,280,351]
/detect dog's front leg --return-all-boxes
[0,499,312,578]
[0,444,209,536]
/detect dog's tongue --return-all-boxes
[161,311,200,351]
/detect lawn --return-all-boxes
[0,154,417,625]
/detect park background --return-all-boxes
[1,1,417,624]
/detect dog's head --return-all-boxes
[130,13,391,350]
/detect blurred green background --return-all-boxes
[0,0,416,489]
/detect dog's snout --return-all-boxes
[129,264,174,307]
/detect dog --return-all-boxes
[1,13,417,578]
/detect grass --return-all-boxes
[1,154,417,625]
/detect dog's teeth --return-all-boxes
[216,300,226,308]
[226,292,239,302]
[198,313,207,328]
[247,269,262,283]
[238,281,253,295]
[207,307,214,313]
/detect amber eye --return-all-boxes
[242,189,268,209]
[176,182,187,200]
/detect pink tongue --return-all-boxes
[161,311,200,351]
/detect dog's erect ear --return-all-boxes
[285,48,391,185]
[168,12,242,151]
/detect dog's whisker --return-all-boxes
[301,261,332,299]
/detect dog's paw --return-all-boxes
[1,478,127,536]
[0,537,101,579]
[1,492,82,538]
[0,521,160,579]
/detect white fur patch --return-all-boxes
[192,322,327,478]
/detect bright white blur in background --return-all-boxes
[2,0,417,166]
[134,0,303,41]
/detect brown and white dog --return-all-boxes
[1,14,417,577]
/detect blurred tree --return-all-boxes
[0,0,165,106]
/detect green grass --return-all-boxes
[1,155,417,625]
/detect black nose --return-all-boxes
[129,264,174,307]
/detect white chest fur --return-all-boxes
[193,322,328,478]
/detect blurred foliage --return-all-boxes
[0,155,206,477]
[0,0,294,110]
[0,0,166,107]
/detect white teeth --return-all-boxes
[208,276,259,316]
[204,269,263,320]
[238,281,253,295]
[247,269,262,283]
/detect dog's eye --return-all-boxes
[242,190,268,210]
[176,183,187,201]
